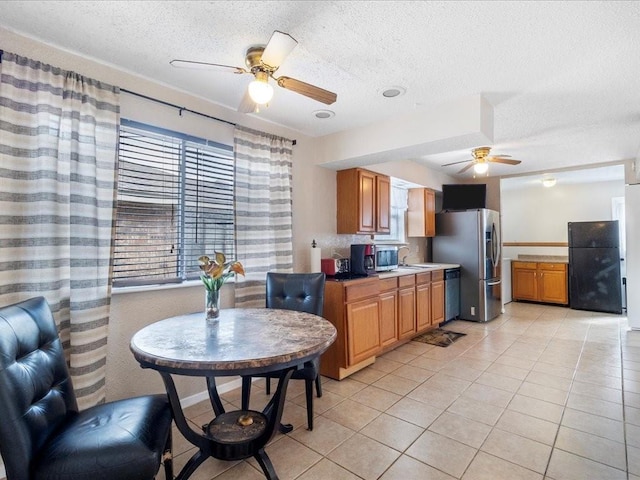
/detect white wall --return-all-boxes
[501,180,625,260]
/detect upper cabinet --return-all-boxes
[407,188,436,237]
[337,168,391,234]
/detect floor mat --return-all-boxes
[412,328,466,347]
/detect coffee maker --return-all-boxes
[350,244,376,276]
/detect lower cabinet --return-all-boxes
[415,273,431,331]
[320,269,447,380]
[398,276,417,339]
[346,298,380,365]
[512,261,568,305]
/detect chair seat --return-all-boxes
[33,395,172,480]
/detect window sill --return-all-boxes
[112,280,206,295]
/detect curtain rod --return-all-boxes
[120,88,296,145]
[120,88,237,127]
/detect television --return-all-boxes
[441,183,487,211]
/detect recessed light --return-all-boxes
[381,86,406,98]
[313,110,335,119]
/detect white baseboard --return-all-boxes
[178,377,244,409]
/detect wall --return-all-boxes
[500,179,625,260]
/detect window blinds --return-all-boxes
[112,122,234,287]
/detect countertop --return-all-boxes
[325,263,461,283]
[377,263,460,279]
[514,255,569,264]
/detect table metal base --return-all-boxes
[159,367,295,480]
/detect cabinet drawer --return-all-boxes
[378,277,398,292]
[416,272,431,284]
[431,270,444,281]
[398,274,416,288]
[345,280,379,302]
[539,263,567,271]
[512,261,537,269]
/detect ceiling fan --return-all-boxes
[170,30,337,113]
[442,146,522,174]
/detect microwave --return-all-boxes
[374,245,399,272]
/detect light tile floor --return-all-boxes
[163,302,640,479]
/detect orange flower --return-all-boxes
[198,253,244,291]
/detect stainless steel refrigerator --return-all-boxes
[568,221,622,314]
[433,209,502,322]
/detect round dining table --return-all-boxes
[130,308,336,480]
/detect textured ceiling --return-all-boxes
[1,0,639,179]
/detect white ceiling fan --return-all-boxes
[170,30,337,113]
[442,146,523,174]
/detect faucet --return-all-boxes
[398,246,410,266]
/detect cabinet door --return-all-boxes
[424,189,436,237]
[539,268,568,304]
[415,283,431,332]
[379,291,398,347]
[512,264,538,301]
[346,298,380,365]
[376,175,391,233]
[398,287,416,339]
[359,170,377,233]
[431,279,445,325]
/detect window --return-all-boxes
[374,181,409,243]
[112,120,234,287]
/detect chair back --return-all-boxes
[265,272,326,316]
[0,296,77,480]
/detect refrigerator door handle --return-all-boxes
[487,280,502,286]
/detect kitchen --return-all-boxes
[313,162,629,381]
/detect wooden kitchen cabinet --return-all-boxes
[538,263,568,304]
[415,272,431,331]
[407,188,436,237]
[321,268,447,380]
[512,261,568,305]
[378,278,398,348]
[398,275,417,339]
[336,168,391,234]
[346,298,381,365]
[431,270,445,325]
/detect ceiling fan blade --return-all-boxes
[442,159,473,167]
[458,163,475,174]
[237,88,258,113]
[261,31,298,69]
[489,158,522,165]
[170,59,246,74]
[275,76,337,105]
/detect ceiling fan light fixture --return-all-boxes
[474,162,489,174]
[248,71,274,105]
[542,177,557,188]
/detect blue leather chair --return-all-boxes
[0,297,173,480]
[241,272,326,430]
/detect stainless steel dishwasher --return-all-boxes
[444,268,461,322]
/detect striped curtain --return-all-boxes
[0,51,120,409]
[233,126,293,307]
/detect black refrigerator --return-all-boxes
[568,221,622,314]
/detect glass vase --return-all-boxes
[205,288,221,324]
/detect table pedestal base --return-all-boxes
[160,367,295,480]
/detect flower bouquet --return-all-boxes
[198,252,245,322]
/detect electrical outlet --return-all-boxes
[471,306,476,316]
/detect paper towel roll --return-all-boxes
[310,242,321,273]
